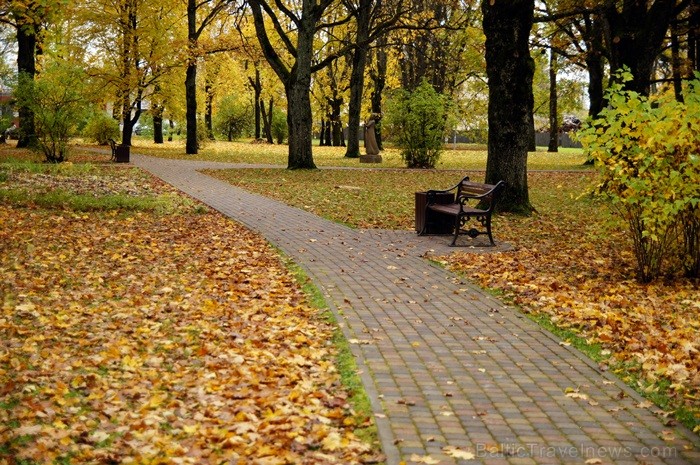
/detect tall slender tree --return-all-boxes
[185,0,236,154]
[248,0,356,168]
[0,0,51,147]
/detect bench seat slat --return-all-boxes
[428,204,487,215]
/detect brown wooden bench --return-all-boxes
[419,176,505,246]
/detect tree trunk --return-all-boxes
[153,109,164,144]
[185,0,198,154]
[671,22,684,102]
[601,1,677,95]
[369,39,387,150]
[185,63,198,153]
[691,1,700,73]
[324,114,332,146]
[15,22,36,148]
[249,68,262,140]
[482,0,534,215]
[548,47,558,153]
[286,78,316,168]
[345,0,373,158]
[329,97,343,146]
[345,44,368,157]
[248,0,318,169]
[262,98,273,144]
[587,54,605,117]
[319,119,327,146]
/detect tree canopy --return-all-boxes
[1,0,696,210]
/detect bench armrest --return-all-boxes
[426,176,470,202]
[456,180,505,211]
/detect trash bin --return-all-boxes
[415,191,455,234]
[115,144,130,163]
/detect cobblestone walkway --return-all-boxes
[133,155,699,465]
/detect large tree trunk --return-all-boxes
[584,15,606,118]
[691,1,700,73]
[185,0,198,154]
[601,1,678,95]
[185,63,198,153]
[248,0,320,169]
[286,78,316,169]
[482,0,534,215]
[153,106,164,144]
[345,0,373,158]
[587,53,605,117]
[284,8,316,169]
[15,22,36,148]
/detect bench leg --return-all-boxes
[418,205,429,235]
[486,216,495,246]
[449,216,460,246]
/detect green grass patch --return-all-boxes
[0,188,196,214]
[130,139,591,171]
[0,158,99,176]
[206,169,599,230]
[525,311,606,362]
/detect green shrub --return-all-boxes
[83,113,120,145]
[214,95,253,141]
[272,109,287,144]
[579,70,700,281]
[14,63,89,163]
[384,79,449,168]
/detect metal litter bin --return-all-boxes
[115,144,130,163]
[415,191,455,234]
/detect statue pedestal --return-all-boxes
[360,154,382,163]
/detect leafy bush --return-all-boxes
[579,70,700,281]
[384,79,449,168]
[214,95,253,141]
[13,63,88,163]
[272,109,288,144]
[83,113,120,145]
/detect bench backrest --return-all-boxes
[457,180,505,211]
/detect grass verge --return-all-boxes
[283,257,382,451]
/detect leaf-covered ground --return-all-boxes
[0,164,379,463]
[210,167,700,429]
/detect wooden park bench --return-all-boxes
[418,176,505,246]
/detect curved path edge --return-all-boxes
[132,154,700,465]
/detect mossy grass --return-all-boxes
[0,188,197,214]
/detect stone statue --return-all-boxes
[364,118,380,156]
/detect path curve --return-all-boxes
[132,154,699,465]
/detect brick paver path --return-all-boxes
[133,155,699,465]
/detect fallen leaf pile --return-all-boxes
[0,171,377,463]
[2,167,173,197]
